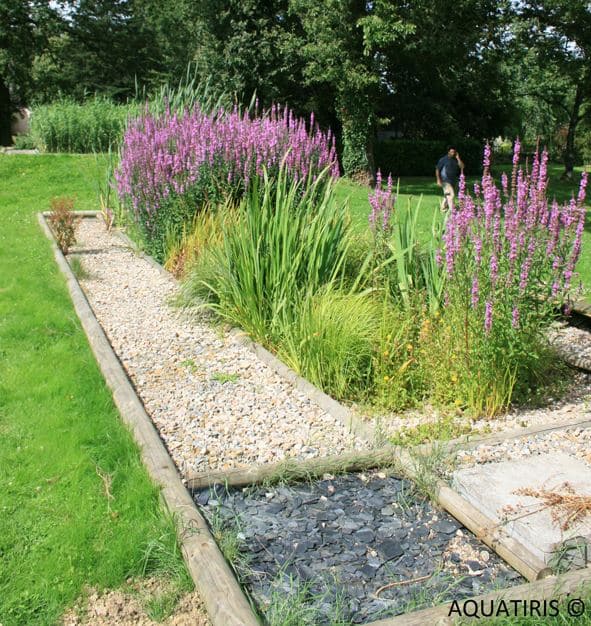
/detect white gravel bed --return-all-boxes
[455,426,591,469]
[72,219,366,475]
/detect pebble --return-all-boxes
[73,220,366,474]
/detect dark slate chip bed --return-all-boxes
[195,472,523,624]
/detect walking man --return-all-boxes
[435,146,464,211]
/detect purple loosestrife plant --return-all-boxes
[436,141,587,415]
[368,169,394,235]
[115,104,339,260]
[368,169,395,286]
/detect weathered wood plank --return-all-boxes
[187,447,402,490]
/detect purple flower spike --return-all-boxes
[484,300,493,333]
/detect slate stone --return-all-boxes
[354,528,375,543]
[339,518,361,533]
[359,564,377,578]
[414,525,429,538]
[378,539,404,561]
[352,545,367,557]
[195,490,209,506]
[293,564,313,582]
[367,554,382,568]
[264,502,285,514]
[432,519,459,535]
[302,496,320,505]
[294,541,309,554]
[321,530,340,545]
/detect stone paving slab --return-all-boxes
[453,453,591,567]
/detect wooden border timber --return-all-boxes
[418,415,591,457]
[187,447,402,490]
[38,213,260,626]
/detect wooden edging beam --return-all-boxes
[38,213,260,626]
[419,416,591,457]
[187,447,402,491]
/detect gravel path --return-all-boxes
[73,219,365,475]
[456,426,591,469]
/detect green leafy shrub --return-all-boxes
[374,139,483,177]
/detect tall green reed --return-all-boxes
[182,164,350,344]
[31,97,131,153]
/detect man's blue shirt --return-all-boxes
[436,155,461,185]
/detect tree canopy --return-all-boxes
[1,0,589,174]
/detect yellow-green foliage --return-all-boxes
[164,202,237,278]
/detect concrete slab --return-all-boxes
[453,452,591,569]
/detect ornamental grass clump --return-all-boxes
[428,141,588,415]
[115,103,339,261]
[183,164,349,345]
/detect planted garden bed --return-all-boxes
[43,211,591,625]
[38,97,591,623]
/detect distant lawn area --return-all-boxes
[0,154,189,626]
[335,163,591,293]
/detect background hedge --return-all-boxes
[374,139,484,177]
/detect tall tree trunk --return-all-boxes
[0,77,12,146]
[562,81,584,180]
[338,88,374,184]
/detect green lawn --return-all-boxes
[335,163,591,292]
[0,154,189,626]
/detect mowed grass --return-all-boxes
[0,155,190,626]
[336,163,591,292]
